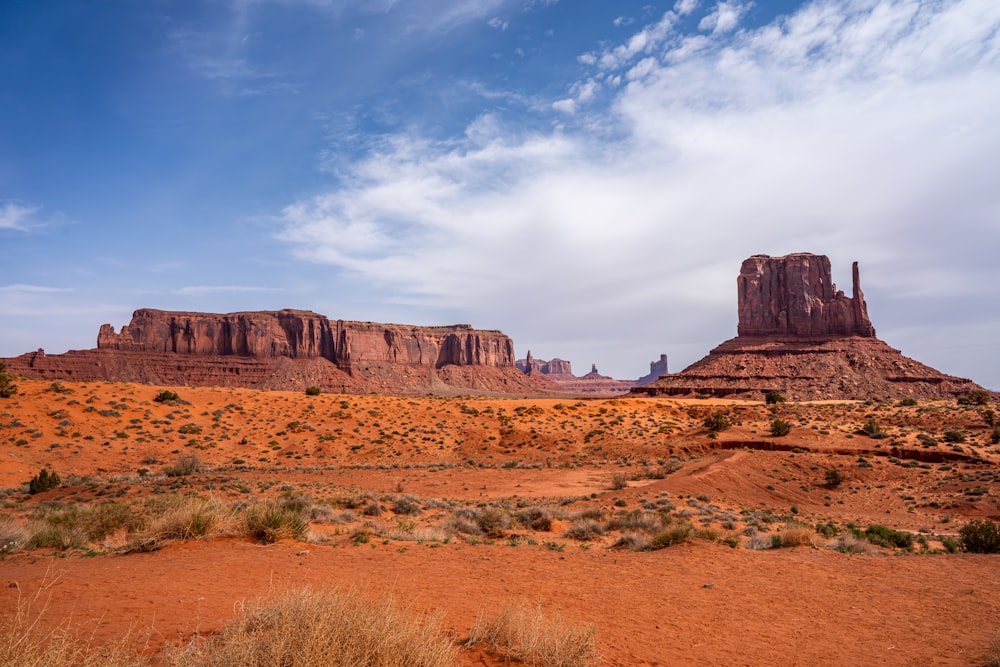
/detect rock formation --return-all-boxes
[635,354,669,387]
[634,253,985,401]
[515,355,636,395]
[5,309,555,395]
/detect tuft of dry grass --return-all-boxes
[778,524,815,548]
[0,516,30,554]
[242,500,309,544]
[466,600,600,667]
[163,587,455,667]
[827,531,879,555]
[127,496,233,552]
[985,627,1000,667]
[0,583,146,667]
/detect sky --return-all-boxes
[1,0,998,389]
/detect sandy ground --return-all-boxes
[2,379,999,665]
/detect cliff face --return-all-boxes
[636,253,984,401]
[97,309,515,370]
[737,254,875,338]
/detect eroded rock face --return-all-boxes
[635,253,985,401]
[98,309,515,370]
[737,254,875,338]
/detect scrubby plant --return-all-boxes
[164,453,201,477]
[609,472,629,490]
[153,390,180,403]
[770,419,792,437]
[897,397,918,406]
[165,587,455,667]
[0,362,17,398]
[28,468,61,495]
[860,418,886,439]
[958,389,991,406]
[824,468,845,489]
[129,496,230,552]
[645,521,694,550]
[243,500,309,544]
[764,389,785,404]
[959,519,1000,554]
[466,600,599,667]
[478,507,512,539]
[564,518,605,541]
[943,429,966,443]
[703,412,731,433]
[863,524,913,550]
[304,385,321,396]
[992,425,1000,445]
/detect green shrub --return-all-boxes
[959,519,1000,553]
[764,390,785,404]
[244,500,309,544]
[863,524,913,550]
[645,521,693,550]
[153,390,180,403]
[943,430,966,443]
[703,412,731,433]
[305,386,321,396]
[860,418,886,439]
[164,453,201,477]
[993,425,1000,445]
[28,468,61,495]
[958,389,991,406]
[897,397,918,406]
[824,468,845,489]
[770,419,792,437]
[0,362,17,399]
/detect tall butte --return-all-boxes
[635,252,985,401]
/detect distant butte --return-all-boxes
[4,309,556,395]
[634,253,986,401]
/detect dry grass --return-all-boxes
[828,531,880,555]
[778,524,816,548]
[162,587,456,667]
[127,496,233,552]
[466,600,600,667]
[0,583,145,667]
[984,628,1000,667]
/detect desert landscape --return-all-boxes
[1,372,999,665]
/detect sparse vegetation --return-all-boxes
[824,468,845,489]
[770,418,792,437]
[764,390,785,404]
[304,385,321,396]
[466,600,600,667]
[703,412,731,433]
[959,519,1000,554]
[958,389,991,406]
[153,390,180,403]
[0,362,18,398]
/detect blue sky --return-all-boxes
[2,0,999,389]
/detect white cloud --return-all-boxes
[614,16,634,27]
[698,2,749,34]
[674,0,699,16]
[487,16,509,30]
[0,202,43,231]
[277,0,1000,381]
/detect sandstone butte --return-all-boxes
[634,252,987,402]
[3,309,557,395]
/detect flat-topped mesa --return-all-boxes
[737,253,876,338]
[97,308,514,369]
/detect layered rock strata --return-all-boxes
[6,309,554,395]
[635,253,985,401]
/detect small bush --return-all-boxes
[0,362,18,399]
[164,453,201,477]
[478,507,512,539]
[943,430,966,444]
[153,390,180,403]
[860,418,886,439]
[864,524,913,550]
[466,600,600,667]
[28,468,61,495]
[959,519,1000,554]
[897,397,918,406]
[564,518,605,541]
[243,500,309,544]
[824,468,845,489]
[777,524,814,547]
[770,419,792,437]
[645,521,693,550]
[958,389,991,406]
[764,390,785,404]
[992,425,1000,445]
[703,412,731,433]
[305,385,321,396]
[609,472,629,490]
[130,497,230,551]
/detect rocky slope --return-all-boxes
[635,253,985,401]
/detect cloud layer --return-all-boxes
[276,0,1000,382]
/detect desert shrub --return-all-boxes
[0,516,30,554]
[153,390,180,403]
[165,587,455,667]
[959,519,1000,554]
[864,524,913,550]
[897,397,918,406]
[362,501,386,516]
[943,429,967,443]
[609,472,629,490]
[129,496,231,551]
[958,389,991,406]
[28,523,86,551]
[164,453,201,477]
[940,535,961,554]
[828,531,878,555]
[860,418,886,439]
[983,408,996,427]
[770,419,792,437]
[82,502,145,542]
[605,510,663,533]
[992,426,1000,445]
[764,390,785,404]
[390,495,423,516]
[815,521,838,538]
[466,600,599,667]
[824,468,845,489]
[517,507,553,532]
[304,385,321,396]
[985,628,1000,667]
[446,508,483,535]
[645,521,693,550]
[0,362,18,399]
[28,468,61,495]
[564,518,605,541]
[610,532,651,551]
[45,381,73,394]
[243,500,309,544]
[703,412,731,433]
[177,423,202,435]
[777,523,814,547]
[478,507,512,538]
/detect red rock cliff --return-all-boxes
[737,254,875,338]
[98,309,515,369]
